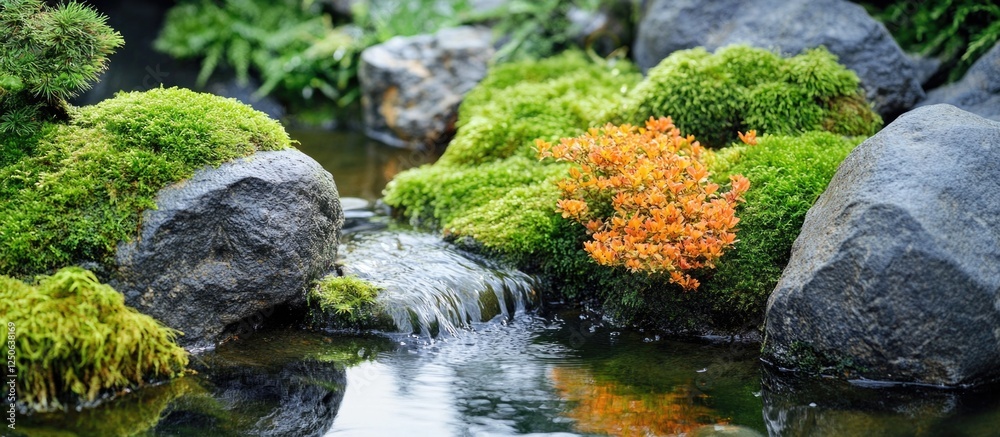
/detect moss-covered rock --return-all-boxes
[0,267,188,413]
[385,47,871,334]
[309,275,393,330]
[623,45,882,147]
[0,87,291,278]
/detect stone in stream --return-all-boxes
[920,42,1000,121]
[763,104,1000,386]
[112,149,344,350]
[633,0,925,119]
[359,26,494,149]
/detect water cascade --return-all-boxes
[339,228,542,336]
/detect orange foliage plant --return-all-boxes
[537,117,751,290]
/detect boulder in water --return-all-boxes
[764,104,1000,386]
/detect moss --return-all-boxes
[0,87,290,278]
[0,267,188,413]
[438,51,641,166]
[385,48,871,334]
[309,275,389,329]
[695,132,862,330]
[623,45,882,147]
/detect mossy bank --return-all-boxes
[384,46,880,334]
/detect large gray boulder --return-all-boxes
[633,0,924,118]
[359,26,494,149]
[920,42,1000,121]
[764,104,1000,386]
[113,149,343,350]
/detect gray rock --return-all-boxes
[633,0,925,118]
[764,104,1000,386]
[920,42,1000,121]
[113,149,343,350]
[359,26,494,149]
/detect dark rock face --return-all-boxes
[764,104,1000,386]
[113,150,343,349]
[921,42,1000,121]
[359,26,494,149]
[633,0,925,118]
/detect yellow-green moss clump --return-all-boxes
[0,87,291,278]
[309,275,389,328]
[0,267,188,413]
[623,45,882,147]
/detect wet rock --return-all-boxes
[764,104,1000,386]
[633,0,925,118]
[359,26,494,149]
[113,150,343,350]
[920,42,1000,121]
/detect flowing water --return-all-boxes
[16,130,1000,437]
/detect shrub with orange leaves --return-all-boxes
[537,117,750,290]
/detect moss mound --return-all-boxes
[309,275,392,329]
[0,267,188,413]
[438,50,641,166]
[384,46,874,333]
[624,45,882,147]
[0,87,291,278]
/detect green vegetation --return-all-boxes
[0,0,123,137]
[0,87,291,278]
[862,0,1000,83]
[623,45,881,147]
[0,267,188,412]
[155,0,472,120]
[386,47,872,332]
[309,275,389,328]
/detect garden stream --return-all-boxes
[16,131,1000,437]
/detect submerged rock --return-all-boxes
[113,149,344,349]
[764,105,1000,386]
[359,26,494,149]
[920,42,1000,121]
[633,0,924,118]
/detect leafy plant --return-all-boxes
[538,117,750,290]
[0,267,188,412]
[623,45,881,147]
[0,0,123,137]
[863,0,1000,83]
[0,87,291,278]
[155,0,471,119]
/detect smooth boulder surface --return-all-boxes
[921,42,1000,121]
[633,0,924,118]
[764,104,1000,386]
[114,149,343,349]
[359,26,494,149]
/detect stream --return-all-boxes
[14,130,1000,437]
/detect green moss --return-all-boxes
[623,45,882,147]
[309,275,388,328]
[0,87,290,278]
[696,131,862,330]
[385,48,870,334]
[439,51,641,166]
[0,267,188,413]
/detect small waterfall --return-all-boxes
[339,229,541,336]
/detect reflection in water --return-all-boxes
[762,366,1000,437]
[551,366,720,436]
[290,129,439,202]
